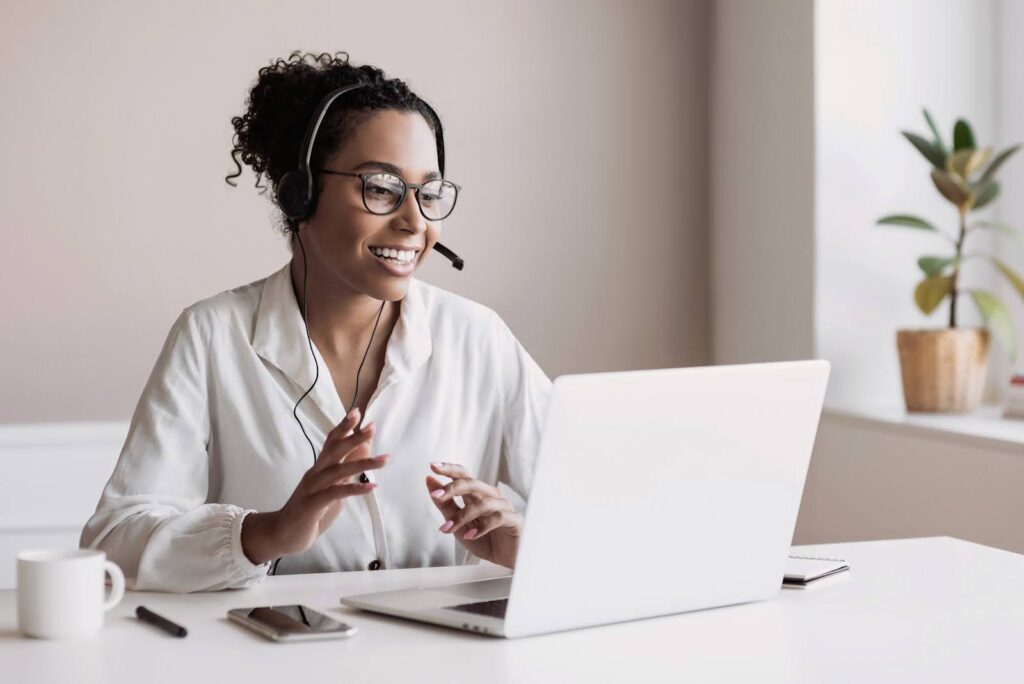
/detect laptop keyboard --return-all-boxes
[445,598,509,619]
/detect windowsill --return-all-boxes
[823,402,1024,451]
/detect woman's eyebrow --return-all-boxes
[353,160,441,181]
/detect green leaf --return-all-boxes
[876,214,938,231]
[970,290,1016,361]
[930,169,972,209]
[953,119,976,151]
[914,275,953,315]
[902,131,946,169]
[923,109,946,152]
[994,259,1024,300]
[972,180,1000,210]
[918,256,958,276]
[977,144,1021,185]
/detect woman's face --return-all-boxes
[297,109,444,302]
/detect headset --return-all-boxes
[269,81,464,576]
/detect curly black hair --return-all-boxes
[225,50,445,241]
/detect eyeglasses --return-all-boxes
[316,169,461,221]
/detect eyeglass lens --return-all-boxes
[363,173,457,220]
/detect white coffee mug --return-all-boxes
[16,548,125,639]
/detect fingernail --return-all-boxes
[362,482,376,490]
[349,407,360,420]
[430,489,445,498]
[440,520,454,533]
[464,529,478,540]
[364,421,375,431]
[431,462,444,468]
[375,454,388,462]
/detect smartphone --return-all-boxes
[228,605,357,642]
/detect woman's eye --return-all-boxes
[369,186,398,196]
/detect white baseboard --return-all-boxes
[0,421,127,590]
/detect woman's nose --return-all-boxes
[395,188,428,232]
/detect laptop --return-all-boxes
[340,360,830,638]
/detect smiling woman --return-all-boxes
[78,51,552,592]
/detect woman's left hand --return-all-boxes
[426,462,523,569]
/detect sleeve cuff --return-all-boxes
[225,506,272,586]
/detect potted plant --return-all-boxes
[877,110,1024,412]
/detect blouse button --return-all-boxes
[367,559,382,571]
[359,473,370,484]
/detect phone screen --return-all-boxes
[231,605,354,635]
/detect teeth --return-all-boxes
[371,247,416,263]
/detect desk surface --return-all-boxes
[2,537,1022,683]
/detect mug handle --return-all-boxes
[103,560,125,611]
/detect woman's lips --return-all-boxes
[369,248,417,276]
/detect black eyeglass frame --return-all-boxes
[316,168,461,221]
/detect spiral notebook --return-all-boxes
[783,555,850,588]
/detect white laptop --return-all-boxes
[340,360,830,638]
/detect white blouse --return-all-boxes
[79,262,552,593]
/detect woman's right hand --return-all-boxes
[241,407,388,564]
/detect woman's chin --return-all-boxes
[362,276,410,303]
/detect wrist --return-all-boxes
[240,510,282,565]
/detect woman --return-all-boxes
[79,51,551,593]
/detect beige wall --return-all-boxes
[710,0,816,364]
[0,0,711,424]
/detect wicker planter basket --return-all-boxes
[896,328,990,413]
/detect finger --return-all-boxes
[309,454,388,493]
[430,477,499,504]
[308,481,376,509]
[314,423,376,471]
[445,499,507,536]
[322,411,375,448]
[470,511,521,540]
[309,436,373,481]
[326,420,375,451]
[317,421,374,464]
[430,461,473,480]
[325,407,361,442]
[426,475,462,522]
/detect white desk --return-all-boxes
[2,537,1021,682]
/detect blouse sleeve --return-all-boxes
[79,306,271,593]
[490,311,553,510]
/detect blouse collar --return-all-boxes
[252,262,433,425]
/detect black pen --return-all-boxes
[136,605,188,637]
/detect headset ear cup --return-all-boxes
[277,170,310,221]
